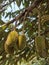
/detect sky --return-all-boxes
[1,1,24,23]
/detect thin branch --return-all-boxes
[0,0,15,9]
[3,0,42,26]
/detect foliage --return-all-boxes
[0,0,49,65]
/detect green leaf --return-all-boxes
[0,24,7,32]
[16,0,21,7]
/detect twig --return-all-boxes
[2,0,43,27]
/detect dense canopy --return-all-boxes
[0,0,49,65]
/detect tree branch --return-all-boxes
[4,0,42,26]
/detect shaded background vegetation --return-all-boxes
[0,0,49,65]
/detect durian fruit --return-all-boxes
[18,34,26,50]
[4,30,19,54]
[35,36,47,58]
[41,15,49,25]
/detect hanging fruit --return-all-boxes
[35,36,47,58]
[18,34,26,50]
[4,30,19,54]
[41,15,49,25]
